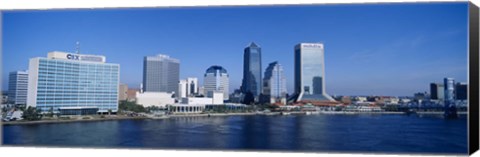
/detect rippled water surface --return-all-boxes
[2,114,468,154]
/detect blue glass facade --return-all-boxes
[294,43,334,101]
[8,71,28,105]
[241,42,262,97]
[32,57,119,113]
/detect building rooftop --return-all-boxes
[205,65,228,74]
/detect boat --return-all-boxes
[264,112,280,116]
[280,112,291,115]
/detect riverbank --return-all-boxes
[1,116,147,126]
[3,110,466,126]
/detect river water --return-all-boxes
[2,114,468,155]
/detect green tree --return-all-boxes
[22,106,42,121]
[119,100,146,113]
[242,91,255,105]
[47,107,54,117]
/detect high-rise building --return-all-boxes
[119,84,128,101]
[262,61,287,104]
[178,77,199,99]
[443,77,458,118]
[455,82,467,100]
[186,77,198,96]
[27,51,119,114]
[8,70,29,105]
[143,54,180,93]
[293,43,334,101]
[204,65,229,100]
[444,78,455,103]
[430,83,445,100]
[177,79,188,98]
[241,42,262,98]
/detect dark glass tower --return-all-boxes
[241,42,262,98]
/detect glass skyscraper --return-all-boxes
[143,54,180,93]
[27,51,119,114]
[262,61,287,103]
[430,83,445,100]
[241,42,262,97]
[444,77,456,103]
[8,70,29,105]
[204,65,229,100]
[294,43,334,101]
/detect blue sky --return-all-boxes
[2,2,469,96]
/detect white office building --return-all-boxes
[204,65,229,100]
[177,79,188,99]
[136,92,175,108]
[177,77,199,99]
[27,51,119,115]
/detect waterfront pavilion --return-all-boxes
[205,103,247,113]
[167,104,205,114]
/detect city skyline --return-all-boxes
[2,3,469,96]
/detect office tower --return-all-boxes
[177,79,188,98]
[262,61,287,104]
[204,65,229,100]
[178,77,199,98]
[430,83,445,100]
[455,82,467,100]
[443,77,457,118]
[293,43,334,101]
[186,77,198,96]
[8,70,29,105]
[119,84,128,101]
[241,42,262,98]
[143,54,180,93]
[27,51,119,114]
[444,78,455,102]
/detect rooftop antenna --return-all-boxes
[75,41,80,54]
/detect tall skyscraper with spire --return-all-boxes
[241,42,262,99]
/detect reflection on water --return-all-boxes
[2,114,468,154]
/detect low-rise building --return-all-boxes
[136,92,175,108]
[384,97,400,105]
[354,96,367,102]
[126,88,139,102]
[119,84,128,101]
[181,97,213,105]
[3,110,23,121]
[167,104,205,114]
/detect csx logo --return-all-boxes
[67,54,80,60]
